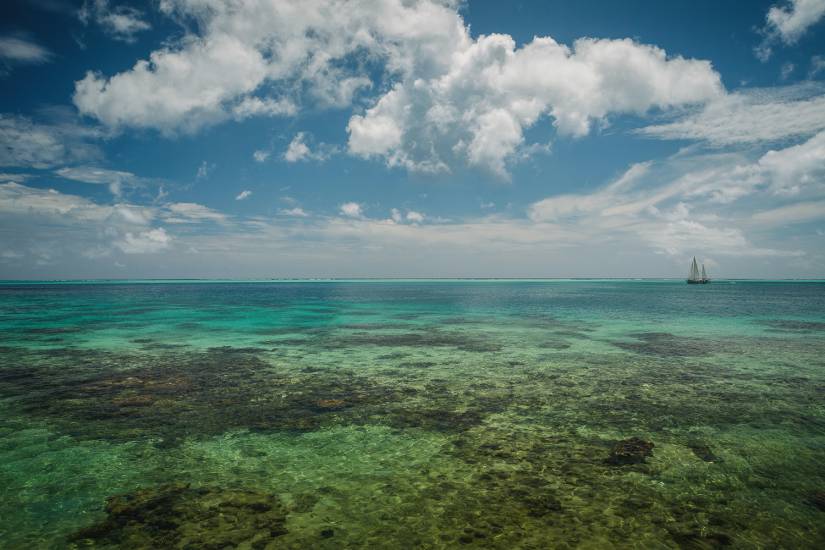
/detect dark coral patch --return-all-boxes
[70,483,287,548]
[612,332,714,357]
[688,442,720,462]
[606,437,655,465]
[327,329,502,352]
[760,320,825,332]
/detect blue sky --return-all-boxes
[1,0,824,278]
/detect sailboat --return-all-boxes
[687,257,710,284]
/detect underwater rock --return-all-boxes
[316,398,346,410]
[606,437,655,465]
[688,442,720,462]
[70,483,288,548]
[386,407,484,432]
[808,490,825,511]
[669,529,732,547]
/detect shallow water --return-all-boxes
[0,280,824,548]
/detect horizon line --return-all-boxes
[2,277,825,283]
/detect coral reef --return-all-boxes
[70,483,287,548]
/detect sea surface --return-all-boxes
[0,280,823,548]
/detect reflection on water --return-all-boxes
[0,280,824,547]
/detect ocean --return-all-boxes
[1,280,823,547]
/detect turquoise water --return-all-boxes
[0,280,824,548]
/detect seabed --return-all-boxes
[0,280,823,548]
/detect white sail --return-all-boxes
[701,264,707,280]
[689,257,700,281]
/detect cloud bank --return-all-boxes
[72,0,722,176]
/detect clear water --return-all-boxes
[0,280,823,548]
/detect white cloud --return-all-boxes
[0,36,53,65]
[73,0,721,177]
[235,190,252,201]
[55,166,136,196]
[196,161,214,180]
[79,0,151,43]
[0,181,111,221]
[279,207,308,217]
[756,0,825,60]
[252,149,270,163]
[405,210,424,223]
[284,133,312,163]
[283,132,336,163]
[811,55,825,77]
[388,208,425,223]
[757,130,825,195]
[0,172,30,183]
[638,84,825,146]
[116,228,172,254]
[164,202,226,223]
[0,114,102,169]
[526,132,825,259]
[750,200,825,226]
[348,34,721,177]
[339,202,363,218]
[529,162,651,221]
[232,97,297,120]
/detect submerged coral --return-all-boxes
[612,332,715,357]
[70,483,287,548]
[606,437,655,465]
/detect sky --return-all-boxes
[1,0,824,279]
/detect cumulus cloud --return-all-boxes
[235,190,252,200]
[348,34,721,177]
[283,132,337,163]
[756,0,825,60]
[389,208,425,223]
[757,129,825,195]
[339,202,363,218]
[0,114,102,169]
[79,0,151,43]
[72,0,721,176]
[284,133,312,162]
[405,211,424,223]
[638,84,825,146]
[252,149,270,163]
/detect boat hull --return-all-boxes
[687,279,710,284]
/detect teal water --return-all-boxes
[0,280,823,548]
